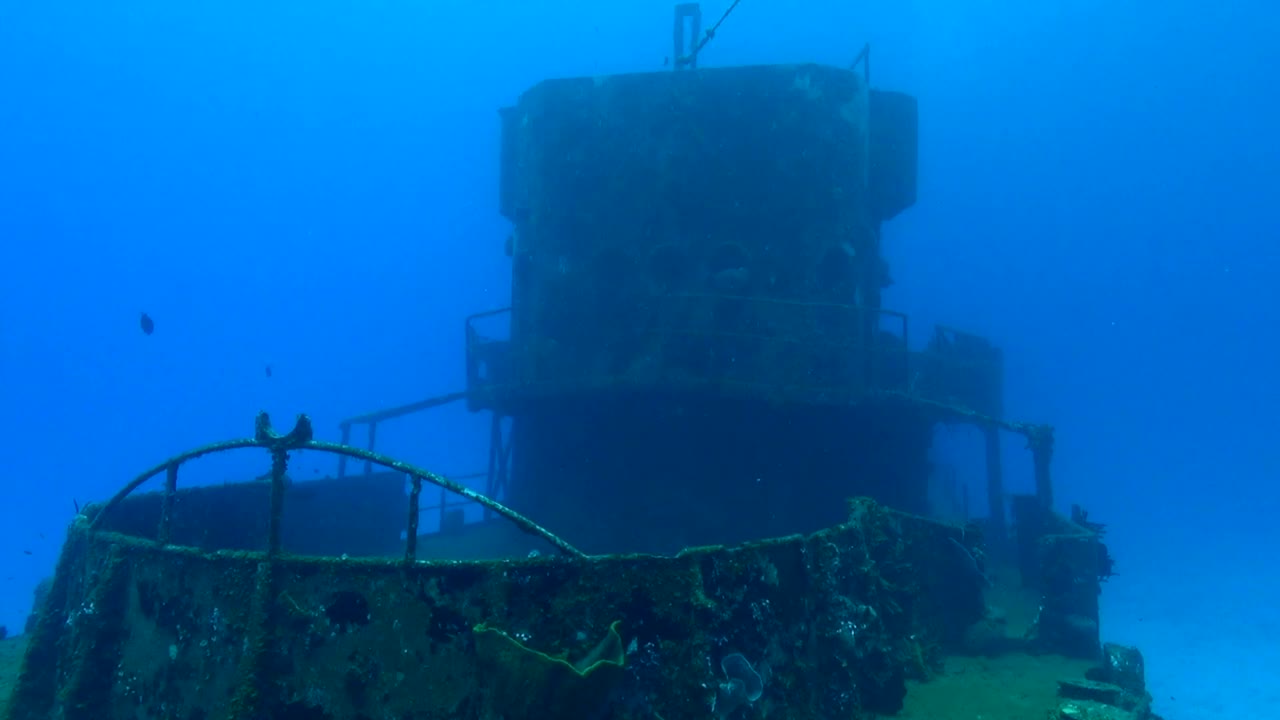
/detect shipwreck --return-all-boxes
[4,6,1159,719]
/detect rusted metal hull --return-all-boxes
[8,499,998,720]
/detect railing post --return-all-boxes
[404,474,422,562]
[438,487,448,530]
[267,449,289,555]
[496,419,511,503]
[863,307,877,391]
[485,413,502,521]
[158,462,179,546]
[984,425,1006,541]
[673,3,702,69]
[900,312,910,384]
[337,423,351,478]
[364,421,378,476]
[1029,424,1055,510]
[850,42,870,84]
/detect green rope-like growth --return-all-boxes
[473,621,626,720]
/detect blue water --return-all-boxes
[1,2,1276,718]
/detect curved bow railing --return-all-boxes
[89,412,585,559]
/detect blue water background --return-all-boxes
[2,2,1276,716]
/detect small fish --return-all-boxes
[711,266,750,291]
[140,312,155,335]
[22,550,32,555]
[265,365,273,378]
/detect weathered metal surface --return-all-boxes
[457,62,1007,562]
[494,63,902,409]
[502,392,937,556]
[7,498,996,720]
[1014,498,1112,660]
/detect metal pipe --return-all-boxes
[267,449,289,556]
[158,463,178,546]
[673,3,702,69]
[984,426,1006,538]
[405,475,422,561]
[337,423,351,478]
[1029,425,1055,510]
[364,421,377,476]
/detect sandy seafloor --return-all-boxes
[1100,530,1280,720]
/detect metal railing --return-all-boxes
[335,391,470,478]
[464,298,915,405]
[89,412,584,559]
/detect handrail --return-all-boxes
[674,0,743,69]
[462,301,913,403]
[90,412,585,559]
[873,389,1055,509]
[339,390,470,427]
[335,390,472,478]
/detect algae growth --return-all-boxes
[0,636,28,716]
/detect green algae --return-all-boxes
[474,620,626,719]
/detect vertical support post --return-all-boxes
[364,421,378,476]
[337,423,351,478]
[497,418,512,504]
[58,545,131,717]
[405,474,422,562]
[900,312,910,389]
[984,425,1006,541]
[230,560,277,720]
[158,462,178,546]
[673,3,702,69]
[438,487,448,530]
[485,413,502,521]
[267,449,288,556]
[862,308,876,392]
[850,42,871,84]
[1029,424,1056,510]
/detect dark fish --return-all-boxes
[265,365,273,378]
[711,266,750,291]
[22,550,32,555]
[140,312,155,335]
